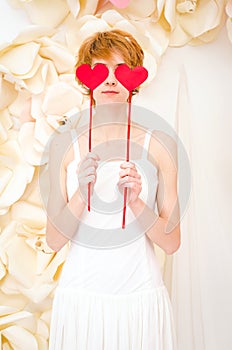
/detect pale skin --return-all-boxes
[46,52,181,255]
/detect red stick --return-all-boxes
[88,90,93,211]
[122,92,132,228]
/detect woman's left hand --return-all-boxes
[117,162,142,204]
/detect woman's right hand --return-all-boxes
[77,152,100,203]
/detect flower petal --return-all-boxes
[0,43,40,76]
[226,0,232,17]
[18,122,50,165]
[67,0,80,17]
[170,0,226,46]
[0,139,34,212]
[23,0,70,27]
[42,82,83,115]
[78,0,99,16]
[39,42,75,74]
[0,311,32,327]
[24,60,57,94]
[0,77,18,110]
[120,0,156,18]
[0,260,6,280]
[13,25,56,46]
[1,325,38,350]
[0,110,13,144]
[11,201,46,228]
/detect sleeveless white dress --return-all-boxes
[49,129,177,350]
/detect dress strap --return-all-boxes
[70,129,81,163]
[141,130,152,159]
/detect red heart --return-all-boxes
[76,63,109,90]
[114,64,148,91]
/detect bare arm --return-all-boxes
[128,132,181,255]
[45,131,85,252]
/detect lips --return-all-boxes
[102,90,119,94]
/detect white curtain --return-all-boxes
[136,26,232,350]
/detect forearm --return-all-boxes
[129,197,180,255]
[46,188,86,251]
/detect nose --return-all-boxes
[104,69,117,86]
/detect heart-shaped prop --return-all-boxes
[76,63,109,212]
[76,63,109,90]
[115,64,148,228]
[115,64,148,91]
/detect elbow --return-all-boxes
[46,218,69,252]
[164,223,181,255]
[45,236,59,252]
[46,236,64,252]
[165,238,181,255]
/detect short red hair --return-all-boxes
[75,29,144,93]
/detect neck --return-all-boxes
[93,103,129,140]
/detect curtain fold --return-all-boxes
[170,27,232,350]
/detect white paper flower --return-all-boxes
[0,29,83,165]
[176,0,197,14]
[168,0,226,46]
[0,74,18,110]
[0,109,13,144]
[0,133,34,214]
[0,199,69,301]
[9,0,70,27]
[0,306,39,350]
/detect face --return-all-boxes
[92,52,129,105]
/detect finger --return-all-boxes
[86,152,100,161]
[123,182,141,190]
[79,174,96,185]
[80,158,98,171]
[118,176,142,186]
[119,168,141,179]
[82,166,97,177]
[120,161,136,169]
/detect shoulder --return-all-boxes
[48,130,74,170]
[49,125,88,166]
[49,130,72,151]
[149,130,178,172]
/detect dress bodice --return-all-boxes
[66,129,159,249]
[58,129,164,294]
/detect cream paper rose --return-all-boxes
[0,132,34,215]
[0,176,69,349]
[0,28,83,166]
[8,0,70,27]
[0,306,40,350]
[0,150,69,348]
[0,23,80,349]
[8,0,101,21]
[169,0,226,46]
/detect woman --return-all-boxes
[46,29,180,350]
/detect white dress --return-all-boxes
[49,129,177,350]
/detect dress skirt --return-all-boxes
[49,285,177,350]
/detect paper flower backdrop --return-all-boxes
[0,0,231,348]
